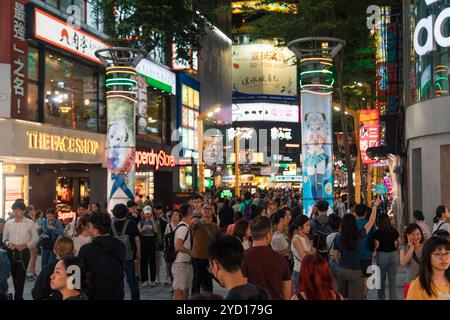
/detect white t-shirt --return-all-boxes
[174,222,191,263]
[271,231,289,255]
[326,232,339,251]
[73,234,92,256]
[432,221,450,234]
[291,234,311,272]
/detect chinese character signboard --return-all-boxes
[11,0,28,119]
[359,110,380,164]
[232,43,297,103]
[33,8,107,64]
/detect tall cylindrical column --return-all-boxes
[105,66,137,212]
[299,57,335,215]
[95,47,145,213]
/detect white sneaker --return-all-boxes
[142,281,149,287]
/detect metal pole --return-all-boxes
[354,113,361,204]
[338,52,354,203]
[198,117,205,193]
[234,135,240,198]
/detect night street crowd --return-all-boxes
[0,190,449,300]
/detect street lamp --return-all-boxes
[197,106,221,193]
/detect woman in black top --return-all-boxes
[374,214,400,300]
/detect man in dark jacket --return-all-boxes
[78,212,126,300]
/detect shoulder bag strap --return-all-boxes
[121,220,130,235]
[111,223,118,237]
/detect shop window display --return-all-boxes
[180,84,199,151]
[179,166,193,191]
[44,51,100,132]
[79,178,91,204]
[56,177,74,205]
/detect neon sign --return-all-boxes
[135,150,176,170]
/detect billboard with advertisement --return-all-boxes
[359,109,380,164]
[301,92,333,216]
[232,43,297,103]
[232,102,298,122]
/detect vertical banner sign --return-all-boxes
[11,0,28,119]
[359,110,380,164]
[107,97,136,212]
[301,92,333,216]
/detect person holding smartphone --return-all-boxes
[139,206,158,287]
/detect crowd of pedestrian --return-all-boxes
[0,190,448,300]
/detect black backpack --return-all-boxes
[163,224,189,263]
[312,219,332,259]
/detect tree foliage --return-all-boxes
[240,0,398,105]
[98,0,215,62]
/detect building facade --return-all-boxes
[404,0,450,224]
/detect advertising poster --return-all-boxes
[232,43,296,102]
[359,109,380,164]
[107,97,136,212]
[301,92,333,216]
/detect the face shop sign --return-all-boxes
[414,1,450,56]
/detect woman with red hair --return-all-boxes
[292,254,343,300]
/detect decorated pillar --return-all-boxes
[95,48,145,212]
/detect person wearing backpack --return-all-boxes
[432,206,450,235]
[240,192,255,220]
[111,203,141,300]
[78,212,125,300]
[311,201,333,258]
[291,215,312,290]
[164,210,181,287]
[332,197,380,300]
[172,204,194,300]
[191,204,221,295]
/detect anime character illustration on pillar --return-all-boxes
[107,121,135,201]
[303,112,331,201]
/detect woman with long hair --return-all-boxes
[374,214,400,300]
[400,223,425,298]
[226,211,243,235]
[432,206,450,235]
[73,215,92,256]
[407,236,449,300]
[232,218,251,250]
[332,197,380,300]
[291,215,312,290]
[292,254,342,300]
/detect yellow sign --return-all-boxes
[3,164,16,174]
[232,1,298,14]
[26,131,99,155]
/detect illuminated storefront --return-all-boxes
[406,0,450,222]
[177,73,200,192]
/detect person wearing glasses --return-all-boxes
[407,236,449,300]
[2,200,38,300]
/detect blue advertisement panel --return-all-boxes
[301,92,333,215]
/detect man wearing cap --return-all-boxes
[2,200,38,300]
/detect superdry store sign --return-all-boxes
[135,149,176,170]
[33,8,107,64]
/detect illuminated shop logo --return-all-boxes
[26,131,100,155]
[413,1,450,56]
[135,150,176,170]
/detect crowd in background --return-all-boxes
[0,189,449,300]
